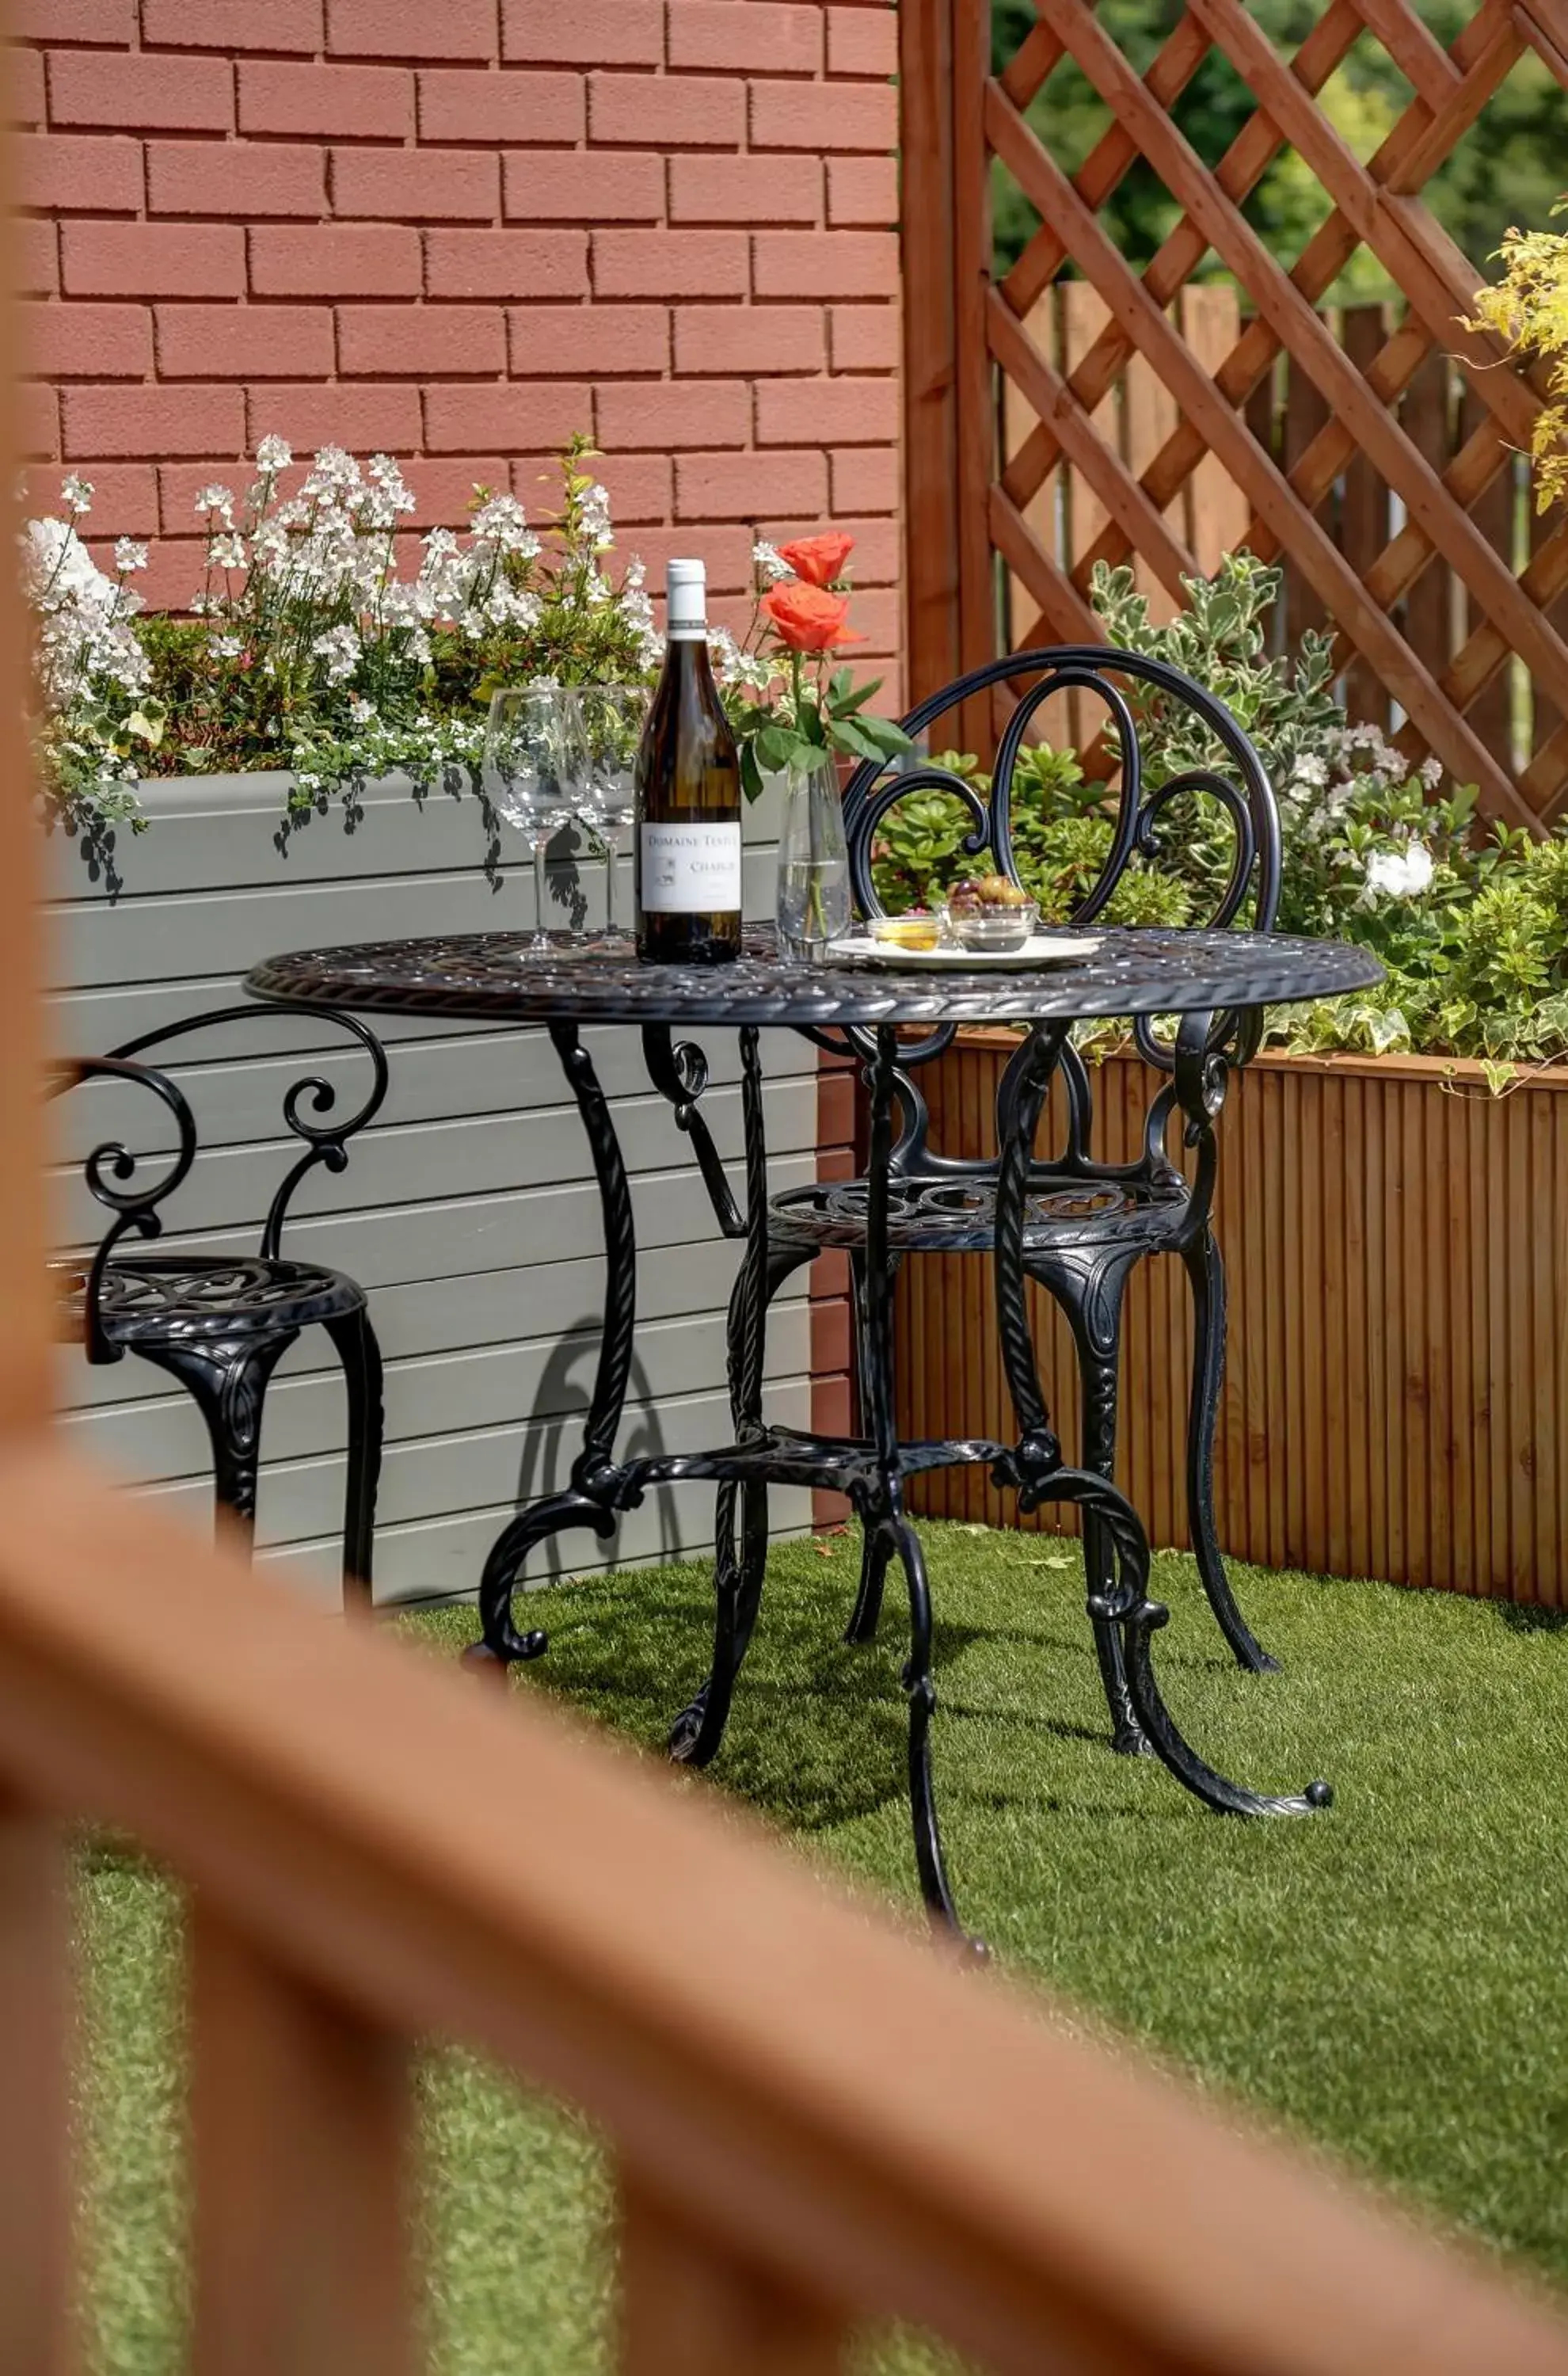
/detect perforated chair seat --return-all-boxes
[53,1253,366,1348]
[767,1170,1192,1258]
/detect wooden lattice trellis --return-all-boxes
[900,0,1568,825]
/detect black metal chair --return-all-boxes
[756,648,1281,1755]
[50,1003,390,1607]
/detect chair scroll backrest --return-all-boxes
[50,1004,390,1363]
[843,645,1281,942]
[835,649,1282,1176]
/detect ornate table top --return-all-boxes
[244,924,1381,1029]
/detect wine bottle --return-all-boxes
[635,558,744,966]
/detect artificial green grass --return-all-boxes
[78,1525,1568,2371]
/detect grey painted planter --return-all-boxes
[50,767,814,1609]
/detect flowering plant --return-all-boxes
[711,532,910,799]
[21,432,657,881]
[19,484,163,882]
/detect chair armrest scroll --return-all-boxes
[104,1000,390,1258]
[47,1056,198,1364]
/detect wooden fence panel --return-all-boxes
[999,281,1239,738]
[1182,284,1250,577]
[1399,344,1454,707]
[1341,304,1391,733]
[915,0,1568,822]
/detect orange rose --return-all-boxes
[776,531,854,587]
[760,581,866,653]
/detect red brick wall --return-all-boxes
[13,0,902,680]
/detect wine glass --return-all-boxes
[576,682,648,948]
[482,687,587,960]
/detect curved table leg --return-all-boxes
[885,1508,965,1933]
[1182,1226,1279,1673]
[668,1029,780,1766]
[465,1021,640,1673]
[465,1490,616,1670]
[843,1244,902,1647]
[993,1025,1330,1825]
[862,1028,986,1953]
[1028,1247,1148,1757]
[844,1521,896,1649]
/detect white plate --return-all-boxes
[823,930,1103,972]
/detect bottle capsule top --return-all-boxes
[666,557,707,640]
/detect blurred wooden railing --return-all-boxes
[12,1450,1568,2376]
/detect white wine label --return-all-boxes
[640,821,743,912]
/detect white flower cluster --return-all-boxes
[618,554,662,672]
[1363,841,1435,901]
[226,444,417,613]
[184,444,542,662]
[1280,718,1446,905]
[19,491,149,715]
[22,436,658,748]
[415,493,543,644]
[580,481,613,550]
[707,623,775,695]
[185,438,648,670]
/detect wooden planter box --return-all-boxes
[896,1031,1568,1605]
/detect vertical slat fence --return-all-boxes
[618,2183,847,2376]
[0,1788,71,2376]
[896,1037,1568,1603]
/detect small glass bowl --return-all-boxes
[866,912,943,953]
[942,897,1040,954]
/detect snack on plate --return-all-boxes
[867,911,942,952]
[946,873,1029,916]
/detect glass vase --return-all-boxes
[774,755,851,961]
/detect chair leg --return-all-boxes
[844,1525,894,1647]
[1182,1230,1279,1673]
[1043,1258,1149,1758]
[844,1245,902,1646]
[325,1306,384,1616]
[136,1335,295,1554]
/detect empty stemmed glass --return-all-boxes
[482,686,587,960]
[575,682,648,948]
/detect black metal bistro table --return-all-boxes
[245,923,1381,1940]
